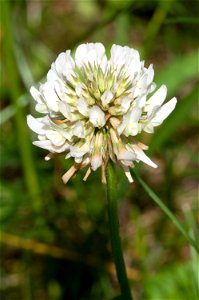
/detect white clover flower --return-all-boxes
[27,43,177,184]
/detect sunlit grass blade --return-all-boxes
[131,170,199,253]
[149,84,199,154]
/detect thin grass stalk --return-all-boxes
[131,170,199,253]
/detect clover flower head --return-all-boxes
[27,43,177,183]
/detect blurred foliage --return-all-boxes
[0,0,198,299]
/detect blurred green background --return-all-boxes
[0,0,198,299]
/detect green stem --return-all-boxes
[131,170,199,253]
[106,162,132,300]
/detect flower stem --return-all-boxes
[106,161,133,300]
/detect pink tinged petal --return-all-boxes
[137,142,148,150]
[89,105,106,128]
[77,97,89,117]
[109,117,120,129]
[83,167,92,181]
[27,115,46,134]
[151,97,177,126]
[132,145,157,168]
[45,130,65,146]
[62,165,80,184]
[73,121,85,138]
[145,85,167,112]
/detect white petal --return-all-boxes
[75,43,106,69]
[77,97,89,117]
[151,97,177,126]
[135,95,147,108]
[35,103,48,114]
[145,85,167,112]
[27,115,45,134]
[120,96,132,112]
[110,44,141,80]
[91,155,102,171]
[33,140,69,153]
[30,86,43,104]
[101,90,113,107]
[54,80,72,104]
[118,107,142,136]
[117,149,135,161]
[89,105,106,128]
[41,82,59,112]
[146,64,154,86]
[73,121,85,138]
[47,69,60,82]
[54,50,75,79]
[46,130,65,146]
[132,145,157,168]
[59,102,71,119]
[70,143,89,158]
[75,85,83,97]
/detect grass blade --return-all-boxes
[131,170,199,253]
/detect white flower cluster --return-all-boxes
[27,43,177,183]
